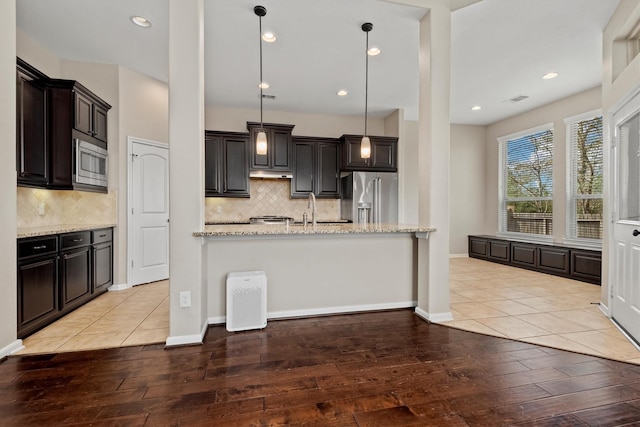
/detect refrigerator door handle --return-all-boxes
[375,177,382,224]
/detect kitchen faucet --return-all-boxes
[307,192,317,229]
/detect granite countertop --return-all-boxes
[194,223,435,237]
[18,224,116,239]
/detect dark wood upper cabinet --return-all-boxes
[205,131,250,198]
[73,89,109,142]
[340,134,398,172]
[247,122,294,171]
[16,58,111,192]
[16,59,49,187]
[291,137,340,199]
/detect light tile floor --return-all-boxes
[17,280,168,355]
[17,259,640,364]
[437,257,640,364]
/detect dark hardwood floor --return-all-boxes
[3,309,640,426]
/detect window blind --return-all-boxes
[566,112,603,240]
[499,126,554,235]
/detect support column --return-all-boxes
[415,2,453,322]
[166,0,207,345]
[0,0,18,357]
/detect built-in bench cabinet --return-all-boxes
[17,227,113,338]
[468,235,601,285]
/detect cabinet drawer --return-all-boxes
[511,243,537,267]
[92,228,113,244]
[571,250,601,283]
[488,240,510,262]
[469,237,488,257]
[538,247,570,275]
[18,236,58,259]
[60,231,91,250]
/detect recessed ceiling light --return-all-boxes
[337,90,348,97]
[131,16,152,28]
[471,105,482,111]
[542,72,558,80]
[262,32,277,43]
[258,82,269,89]
[367,47,381,56]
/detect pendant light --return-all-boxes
[255,5,268,156]
[361,22,373,159]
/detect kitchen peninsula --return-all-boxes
[195,223,437,323]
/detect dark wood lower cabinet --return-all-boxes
[17,227,113,338]
[17,255,59,338]
[469,235,601,285]
[60,246,91,311]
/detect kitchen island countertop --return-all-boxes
[195,223,435,237]
[18,224,116,239]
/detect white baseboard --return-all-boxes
[165,320,208,347]
[207,316,225,326]
[414,307,454,322]
[266,301,416,320]
[1,339,24,359]
[449,254,469,259]
[599,302,610,317]
[108,282,131,291]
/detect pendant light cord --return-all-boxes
[364,29,368,137]
[259,14,264,129]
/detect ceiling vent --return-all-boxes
[261,94,276,100]
[503,95,529,104]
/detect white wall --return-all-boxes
[118,67,169,286]
[484,86,602,240]
[16,29,61,77]
[450,124,486,254]
[0,0,18,358]
[205,106,385,137]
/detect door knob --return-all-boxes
[633,229,640,237]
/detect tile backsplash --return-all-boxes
[17,187,117,228]
[205,179,340,222]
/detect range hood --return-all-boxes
[249,170,293,179]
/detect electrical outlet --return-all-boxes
[38,202,45,215]
[179,291,191,308]
[217,206,222,214]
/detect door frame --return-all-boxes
[607,83,640,323]
[127,136,170,288]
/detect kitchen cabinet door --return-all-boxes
[17,234,59,339]
[205,131,250,198]
[16,61,48,187]
[73,88,110,143]
[316,141,340,197]
[205,134,222,195]
[222,135,250,196]
[17,256,59,339]
[92,228,113,293]
[340,135,397,172]
[60,246,92,310]
[291,137,340,199]
[247,122,294,172]
[291,141,315,197]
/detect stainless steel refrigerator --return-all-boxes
[341,172,398,224]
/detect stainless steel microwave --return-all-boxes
[74,139,108,188]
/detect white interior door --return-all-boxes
[611,94,640,343]
[129,138,169,286]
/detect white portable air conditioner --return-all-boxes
[226,271,267,332]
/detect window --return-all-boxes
[498,124,554,237]
[566,111,603,241]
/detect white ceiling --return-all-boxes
[16,0,620,126]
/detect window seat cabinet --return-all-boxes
[17,227,113,338]
[468,235,601,285]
